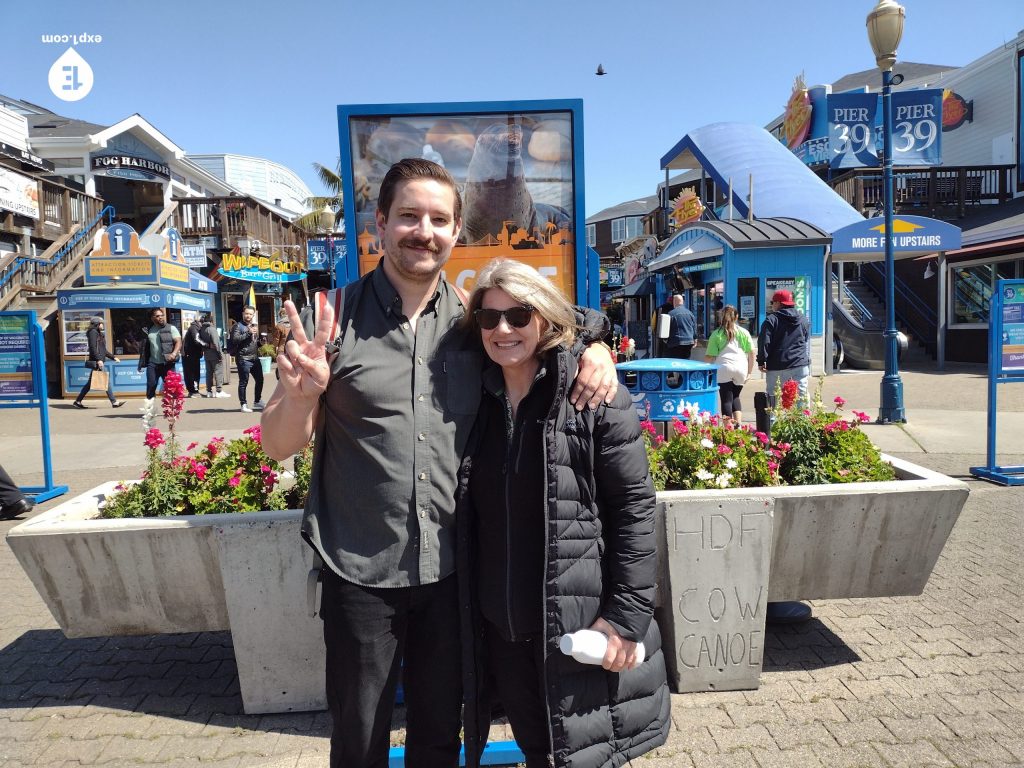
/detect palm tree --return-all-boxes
[292,161,344,234]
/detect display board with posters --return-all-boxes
[337,100,588,305]
[971,279,1024,486]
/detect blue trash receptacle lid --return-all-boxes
[616,358,717,372]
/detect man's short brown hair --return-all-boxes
[377,158,462,223]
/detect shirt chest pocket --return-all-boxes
[435,350,482,417]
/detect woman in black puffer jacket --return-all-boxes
[457,259,669,768]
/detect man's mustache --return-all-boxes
[399,238,440,253]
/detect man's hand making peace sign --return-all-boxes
[261,299,335,459]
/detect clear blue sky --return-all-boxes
[4,0,1022,215]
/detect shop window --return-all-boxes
[586,224,596,247]
[611,216,642,244]
[950,258,1024,326]
[109,308,153,356]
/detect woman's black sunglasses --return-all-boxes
[474,305,536,330]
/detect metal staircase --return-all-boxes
[0,205,115,321]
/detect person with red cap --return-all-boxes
[757,289,810,403]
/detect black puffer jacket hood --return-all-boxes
[757,307,810,370]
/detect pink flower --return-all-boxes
[853,410,871,423]
[671,419,689,436]
[243,425,263,444]
[186,442,198,451]
[143,428,166,450]
[802,409,811,416]
[768,460,779,472]
[639,420,657,437]
[239,453,248,462]
[716,444,733,455]
[189,461,208,481]
[755,431,770,445]
[655,434,666,445]
[228,476,241,488]
[834,396,846,407]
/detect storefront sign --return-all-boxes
[0,141,55,172]
[220,250,306,283]
[782,74,812,150]
[0,166,40,219]
[669,190,704,227]
[84,256,157,282]
[0,312,33,398]
[1000,283,1024,373]
[942,90,973,132]
[91,154,171,181]
[827,92,878,169]
[832,215,962,259]
[57,288,213,312]
[158,259,190,289]
[182,244,208,268]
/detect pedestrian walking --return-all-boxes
[72,317,125,409]
[182,319,204,397]
[229,305,263,413]
[198,313,229,399]
[260,158,616,768]
[758,289,811,402]
[705,304,756,425]
[137,308,181,412]
[665,294,697,359]
[458,259,670,768]
[0,463,34,521]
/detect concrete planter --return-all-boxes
[5,482,323,715]
[655,454,969,692]
[7,454,968,710]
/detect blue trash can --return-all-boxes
[616,359,719,422]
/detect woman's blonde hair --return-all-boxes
[463,258,578,354]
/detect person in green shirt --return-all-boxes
[704,304,756,424]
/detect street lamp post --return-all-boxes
[867,0,907,423]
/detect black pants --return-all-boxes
[322,571,462,768]
[719,381,744,418]
[182,353,202,394]
[0,463,26,509]
[485,622,552,768]
[144,361,177,399]
[236,357,263,405]
[666,344,693,359]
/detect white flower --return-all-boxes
[700,438,714,449]
[715,472,733,488]
[725,458,738,469]
[695,468,714,481]
[627,338,635,353]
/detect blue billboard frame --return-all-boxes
[970,278,1024,485]
[336,99,591,307]
[0,311,68,503]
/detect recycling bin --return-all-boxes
[616,358,719,422]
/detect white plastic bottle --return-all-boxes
[559,629,646,666]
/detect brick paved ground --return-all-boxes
[2,368,1023,767]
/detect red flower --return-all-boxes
[780,380,799,410]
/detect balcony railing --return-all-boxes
[829,164,1013,218]
[173,196,307,255]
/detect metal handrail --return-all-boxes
[862,262,936,350]
[0,205,115,292]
